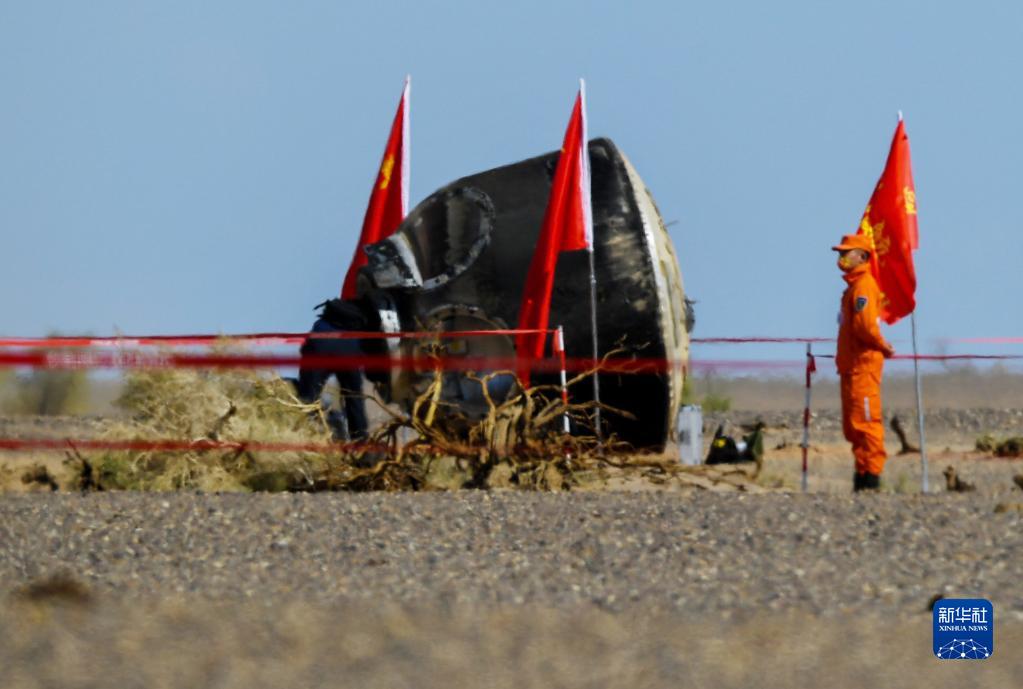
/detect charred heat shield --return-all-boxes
[357,138,689,450]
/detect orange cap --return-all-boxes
[831,233,873,254]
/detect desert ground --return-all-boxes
[1,370,1021,688]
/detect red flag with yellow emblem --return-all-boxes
[855,118,918,324]
[341,77,410,298]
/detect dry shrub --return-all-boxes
[975,434,1023,458]
[995,437,1023,458]
[976,434,998,453]
[330,356,762,493]
[329,365,627,492]
[21,464,59,491]
[3,370,89,416]
[1,334,91,415]
[79,353,338,492]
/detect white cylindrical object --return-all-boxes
[677,404,703,465]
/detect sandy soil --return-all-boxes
[2,598,1020,689]
[2,490,1022,689]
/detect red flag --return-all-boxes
[341,77,410,298]
[855,118,918,324]
[515,83,593,384]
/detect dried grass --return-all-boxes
[975,433,1023,457]
[71,350,337,492]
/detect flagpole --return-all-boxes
[911,311,929,492]
[579,78,602,443]
[588,245,603,442]
[401,75,411,216]
[897,109,928,492]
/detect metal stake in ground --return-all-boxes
[801,342,816,493]
[911,311,929,492]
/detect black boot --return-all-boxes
[853,472,865,492]
[860,473,881,491]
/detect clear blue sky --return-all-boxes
[2,1,1021,365]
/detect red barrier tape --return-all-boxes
[0,437,577,458]
[0,335,307,348]
[0,350,742,374]
[813,353,1023,362]
[690,337,834,344]
[4,333,1022,349]
[0,333,832,348]
[893,354,1023,361]
[937,337,1023,344]
[1,349,1019,373]
[0,329,553,348]
[0,437,390,454]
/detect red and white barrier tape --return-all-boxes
[1,350,1019,373]
[936,337,1023,344]
[0,437,388,454]
[0,350,816,373]
[0,334,850,348]
[690,337,834,344]
[0,328,554,349]
[0,437,532,458]
[813,353,1023,362]
[3,331,1019,350]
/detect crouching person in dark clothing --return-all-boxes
[295,298,376,441]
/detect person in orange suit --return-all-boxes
[833,234,896,491]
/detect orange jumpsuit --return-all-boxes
[836,263,889,477]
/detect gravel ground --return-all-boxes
[2,490,1022,688]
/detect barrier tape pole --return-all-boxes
[912,312,930,493]
[801,342,816,493]
[556,325,570,434]
[554,326,573,467]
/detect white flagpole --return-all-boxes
[588,245,602,442]
[897,110,928,492]
[400,75,411,216]
[579,79,602,442]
